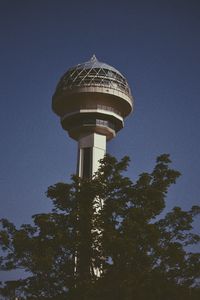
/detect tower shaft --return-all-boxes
[77,133,106,178]
[77,133,106,278]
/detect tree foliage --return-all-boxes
[0,154,200,299]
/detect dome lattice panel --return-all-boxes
[55,55,132,98]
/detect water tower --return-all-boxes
[52,55,133,178]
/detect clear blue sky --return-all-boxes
[0,0,200,280]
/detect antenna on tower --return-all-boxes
[91,54,97,61]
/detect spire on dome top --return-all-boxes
[90,54,98,62]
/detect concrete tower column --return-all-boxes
[77,133,106,178]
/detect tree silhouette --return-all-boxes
[0,154,200,299]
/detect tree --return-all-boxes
[0,154,200,299]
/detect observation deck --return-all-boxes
[52,55,133,140]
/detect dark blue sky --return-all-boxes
[0,0,200,280]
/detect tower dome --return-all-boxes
[52,55,133,140]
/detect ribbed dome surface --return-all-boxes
[54,55,132,99]
[73,55,123,76]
